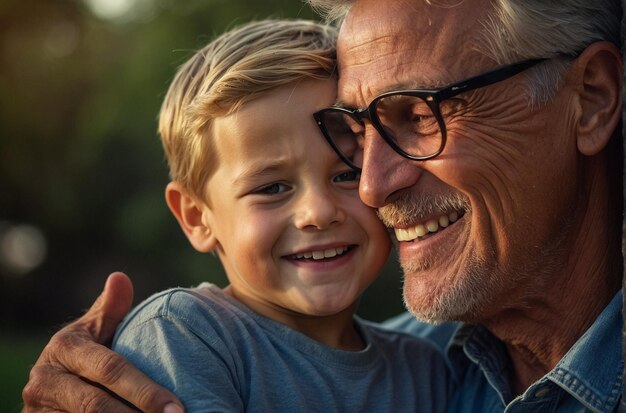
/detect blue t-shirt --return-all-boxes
[112,283,454,412]
[383,291,623,412]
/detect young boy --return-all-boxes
[112,19,452,412]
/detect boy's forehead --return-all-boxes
[215,94,287,147]
[208,78,338,179]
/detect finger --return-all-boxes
[23,364,139,413]
[79,272,134,344]
[23,272,184,413]
[60,341,183,412]
[51,318,184,413]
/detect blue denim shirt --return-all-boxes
[383,291,623,412]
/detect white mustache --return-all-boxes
[376,192,471,228]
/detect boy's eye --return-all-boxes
[255,182,290,195]
[333,169,361,183]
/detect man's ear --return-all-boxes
[572,41,623,156]
[165,181,217,253]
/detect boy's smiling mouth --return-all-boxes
[288,245,355,261]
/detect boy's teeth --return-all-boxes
[394,211,460,242]
[323,248,337,258]
[295,247,348,260]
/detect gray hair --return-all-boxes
[305,0,622,105]
[481,0,622,105]
[305,0,353,24]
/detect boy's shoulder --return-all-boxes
[115,283,246,338]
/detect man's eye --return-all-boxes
[256,183,290,195]
[333,169,361,183]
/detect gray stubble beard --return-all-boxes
[376,191,494,323]
[400,250,498,324]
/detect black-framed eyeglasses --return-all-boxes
[313,58,546,171]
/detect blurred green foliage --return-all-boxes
[0,334,49,413]
[0,0,405,409]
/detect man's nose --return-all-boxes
[359,126,424,208]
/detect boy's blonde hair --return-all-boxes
[158,19,338,200]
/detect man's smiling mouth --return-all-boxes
[394,210,464,242]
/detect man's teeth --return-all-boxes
[394,211,459,242]
[295,246,349,260]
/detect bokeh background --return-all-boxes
[0,0,407,410]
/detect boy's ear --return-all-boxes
[165,181,217,253]
[572,41,623,156]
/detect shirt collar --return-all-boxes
[545,291,623,412]
[446,291,623,412]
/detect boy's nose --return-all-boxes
[294,188,346,230]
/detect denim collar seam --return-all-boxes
[547,365,623,413]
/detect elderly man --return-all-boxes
[308,0,623,411]
[22,0,623,412]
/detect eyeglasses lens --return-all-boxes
[374,95,443,159]
[320,94,443,167]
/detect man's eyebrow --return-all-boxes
[335,80,445,108]
[333,97,351,108]
[378,77,450,93]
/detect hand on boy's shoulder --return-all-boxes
[21,272,185,413]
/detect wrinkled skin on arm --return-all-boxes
[21,272,185,413]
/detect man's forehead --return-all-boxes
[339,0,485,43]
[336,0,492,104]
